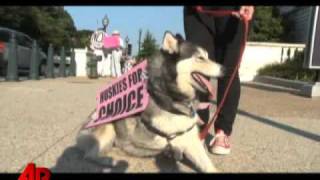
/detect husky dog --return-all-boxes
[76,31,225,173]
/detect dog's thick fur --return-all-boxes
[76,32,224,173]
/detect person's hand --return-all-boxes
[240,6,254,21]
[232,6,254,21]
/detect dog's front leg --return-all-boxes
[169,126,218,173]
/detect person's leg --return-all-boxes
[183,7,216,128]
[103,49,111,77]
[108,54,112,77]
[103,56,107,77]
[184,7,215,59]
[97,50,104,76]
[109,53,113,77]
[115,50,122,77]
[210,16,244,155]
[214,16,243,135]
[111,50,117,77]
[101,50,108,77]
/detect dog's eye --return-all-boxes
[198,56,205,61]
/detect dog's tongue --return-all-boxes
[194,74,215,100]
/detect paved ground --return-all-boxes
[0,77,319,173]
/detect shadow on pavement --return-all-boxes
[238,109,320,142]
[51,143,197,173]
[50,144,129,173]
[50,133,129,173]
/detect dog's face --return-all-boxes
[161,31,224,98]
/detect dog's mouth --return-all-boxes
[191,72,211,92]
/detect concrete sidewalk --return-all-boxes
[0,77,319,173]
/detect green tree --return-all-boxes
[137,30,158,59]
[74,30,94,48]
[249,6,285,42]
[0,6,77,52]
[35,7,77,51]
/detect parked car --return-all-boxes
[53,55,71,65]
[0,27,47,76]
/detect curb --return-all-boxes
[253,76,310,90]
[251,76,320,98]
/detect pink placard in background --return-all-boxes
[84,60,149,129]
[103,36,120,49]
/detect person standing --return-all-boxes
[183,6,254,155]
[89,29,110,77]
[110,30,125,77]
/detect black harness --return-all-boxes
[140,102,198,141]
[140,117,196,140]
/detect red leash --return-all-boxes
[194,6,250,140]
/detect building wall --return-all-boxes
[278,6,314,43]
[74,48,88,77]
[239,42,305,82]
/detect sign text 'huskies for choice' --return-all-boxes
[85,60,149,129]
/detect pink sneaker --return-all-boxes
[209,129,231,155]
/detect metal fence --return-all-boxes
[2,33,76,81]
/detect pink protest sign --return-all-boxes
[103,36,120,49]
[84,60,149,129]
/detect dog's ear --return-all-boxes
[175,33,184,42]
[161,31,179,54]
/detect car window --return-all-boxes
[16,34,25,46]
[23,35,33,48]
[0,30,11,42]
[16,33,32,48]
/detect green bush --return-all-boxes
[258,51,317,82]
[136,30,159,59]
[249,6,285,42]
